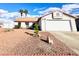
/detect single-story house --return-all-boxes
[15,17,38,28]
[37,10,77,32]
[15,10,78,32]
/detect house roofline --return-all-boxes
[39,10,77,19]
[14,21,36,22]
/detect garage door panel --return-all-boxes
[45,21,71,31]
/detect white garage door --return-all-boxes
[45,20,71,31]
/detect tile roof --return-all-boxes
[15,17,38,22]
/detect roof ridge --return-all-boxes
[40,10,76,19]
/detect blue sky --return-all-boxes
[0,3,79,20]
[0,3,64,11]
[0,3,74,15]
[0,3,79,28]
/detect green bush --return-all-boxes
[34,23,39,36]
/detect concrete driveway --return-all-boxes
[50,32,79,54]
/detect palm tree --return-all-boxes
[19,9,24,17]
[23,9,28,16]
[18,9,28,28]
[19,9,28,17]
[23,9,28,28]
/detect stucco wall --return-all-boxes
[21,22,27,28]
[41,20,46,31]
[70,20,77,31]
[42,12,75,21]
[42,13,53,19]
[40,11,77,32]
[62,14,75,20]
[21,22,34,28]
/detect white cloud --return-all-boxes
[33,9,38,12]
[33,7,46,12]
[0,9,20,28]
[0,18,15,28]
[62,4,79,14]
[0,9,40,28]
[72,14,79,17]
[0,12,20,20]
[0,9,22,19]
[38,7,61,15]
[37,4,79,16]
[0,9,39,19]
[0,9,8,14]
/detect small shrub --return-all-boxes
[34,23,39,37]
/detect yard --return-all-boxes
[0,28,78,56]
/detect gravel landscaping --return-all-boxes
[0,29,78,56]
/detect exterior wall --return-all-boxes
[41,20,46,31]
[41,11,75,21]
[29,22,33,27]
[42,14,53,19]
[53,11,62,19]
[21,22,27,28]
[15,22,18,25]
[21,22,33,28]
[40,11,77,32]
[70,20,77,32]
[38,20,41,26]
[62,14,74,20]
[62,15,77,31]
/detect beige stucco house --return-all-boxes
[38,10,77,32]
[14,10,77,32]
[15,17,38,28]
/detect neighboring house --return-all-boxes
[0,22,3,28]
[0,23,3,28]
[15,17,38,28]
[38,10,77,32]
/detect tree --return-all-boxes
[19,9,28,17]
[23,9,28,16]
[18,9,28,28]
[19,9,24,17]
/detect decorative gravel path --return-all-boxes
[0,29,78,56]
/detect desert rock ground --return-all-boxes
[0,29,78,56]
